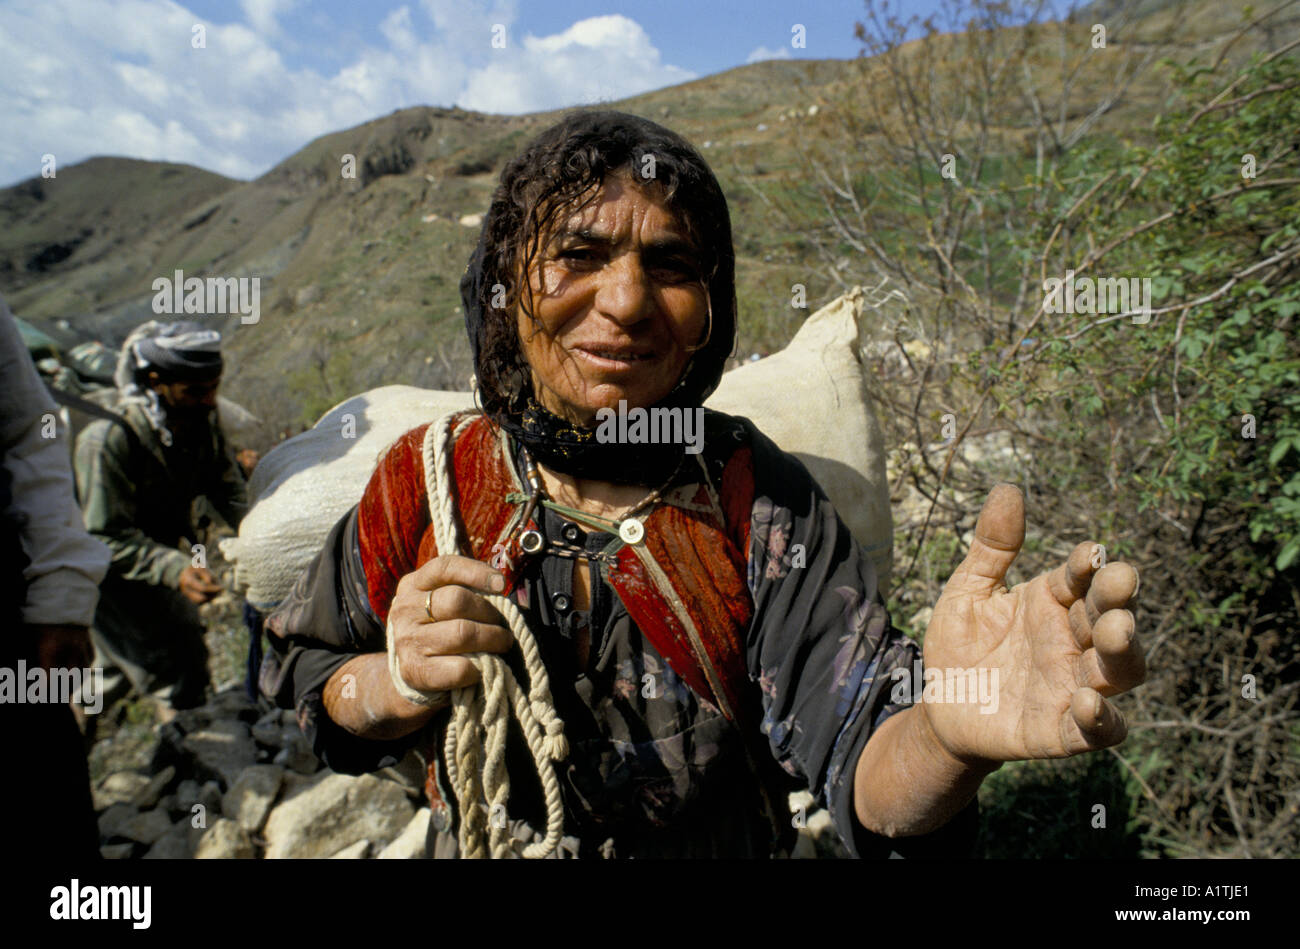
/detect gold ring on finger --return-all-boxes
[425,589,435,621]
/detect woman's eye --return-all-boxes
[651,260,698,282]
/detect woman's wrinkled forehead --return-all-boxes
[544,175,693,246]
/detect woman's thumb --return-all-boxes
[946,483,1025,596]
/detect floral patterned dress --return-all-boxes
[260,412,977,858]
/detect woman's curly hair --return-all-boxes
[461,110,737,420]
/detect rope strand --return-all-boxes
[388,412,569,859]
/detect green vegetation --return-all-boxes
[1015,45,1299,858]
[791,0,1298,857]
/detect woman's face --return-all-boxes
[516,174,709,425]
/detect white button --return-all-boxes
[618,518,644,545]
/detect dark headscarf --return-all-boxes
[459,111,736,486]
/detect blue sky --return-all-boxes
[182,0,899,79]
[1,0,977,187]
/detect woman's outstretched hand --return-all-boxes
[918,483,1146,767]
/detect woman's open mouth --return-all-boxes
[573,346,657,370]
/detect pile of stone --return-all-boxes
[94,688,430,859]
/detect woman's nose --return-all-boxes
[593,253,654,326]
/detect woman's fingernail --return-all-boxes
[492,574,506,591]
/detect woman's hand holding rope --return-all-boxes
[387,556,514,707]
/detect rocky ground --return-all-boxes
[90,682,839,859]
[91,682,432,859]
[85,533,429,860]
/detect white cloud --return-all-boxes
[746,45,792,64]
[112,62,173,108]
[0,1,694,188]
[460,15,695,113]
[419,0,517,41]
[378,5,418,50]
[240,0,296,37]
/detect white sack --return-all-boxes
[706,288,894,594]
[221,386,473,608]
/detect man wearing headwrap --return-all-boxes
[75,320,249,720]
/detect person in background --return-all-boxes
[236,448,260,478]
[75,320,249,723]
[0,295,111,859]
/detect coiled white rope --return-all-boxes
[387,412,568,859]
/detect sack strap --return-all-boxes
[44,386,150,505]
[45,385,144,454]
